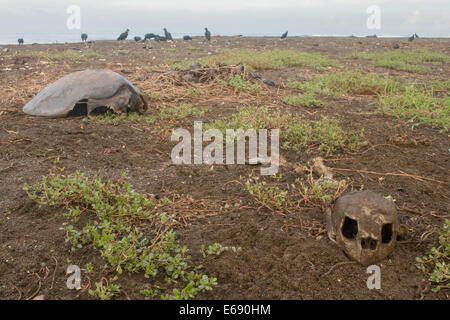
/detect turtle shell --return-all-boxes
[23,69,147,117]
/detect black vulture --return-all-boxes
[183,35,193,40]
[281,31,288,39]
[408,34,415,42]
[18,38,24,45]
[117,29,129,41]
[144,33,156,40]
[154,35,167,42]
[204,28,211,41]
[414,33,419,38]
[134,36,142,42]
[163,28,173,41]
[81,33,88,42]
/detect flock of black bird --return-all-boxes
[15,30,421,45]
[114,27,206,42]
[15,29,292,45]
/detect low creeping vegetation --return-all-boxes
[282,117,366,156]
[283,92,325,108]
[428,80,450,94]
[147,49,339,72]
[201,243,242,257]
[218,75,262,92]
[244,174,291,214]
[296,176,351,210]
[243,171,350,215]
[163,59,194,71]
[205,106,367,156]
[204,106,289,134]
[24,171,217,300]
[288,70,400,96]
[288,70,449,131]
[198,49,339,71]
[377,83,449,132]
[416,219,449,293]
[352,49,450,74]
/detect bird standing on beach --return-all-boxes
[134,36,142,42]
[144,33,156,41]
[281,31,288,39]
[408,34,415,42]
[154,35,166,41]
[163,28,173,41]
[18,38,24,45]
[204,28,211,41]
[183,35,192,40]
[117,29,129,41]
[81,33,88,42]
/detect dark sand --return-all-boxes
[0,36,449,300]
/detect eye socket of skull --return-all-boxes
[381,223,393,243]
[341,216,358,240]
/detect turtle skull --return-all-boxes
[327,190,398,265]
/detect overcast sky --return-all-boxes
[0,0,448,42]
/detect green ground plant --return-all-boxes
[288,70,400,96]
[200,243,242,257]
[198,49,339,71]
[283,92,325,107]
[377,84,449,131]
[89,276,121,300]
[158,104,206,120]
[218,75,262,92]
[164,59,193,70]
[282,117,366,156]
[243,172,351,214]
[296,177,350,210]
[243,174,291,213]
[149,49,338,72]
[204,106,289,134]
[206,107,366,156]
[23,171,217,300]
[352,49,450,73]
[288,71,448,131]
[428,80,450,94]
[287,80,332,96]
[416,219,449,292]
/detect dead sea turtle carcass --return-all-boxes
[23,69,147,117]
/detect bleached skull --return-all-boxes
[327,190,398,265]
